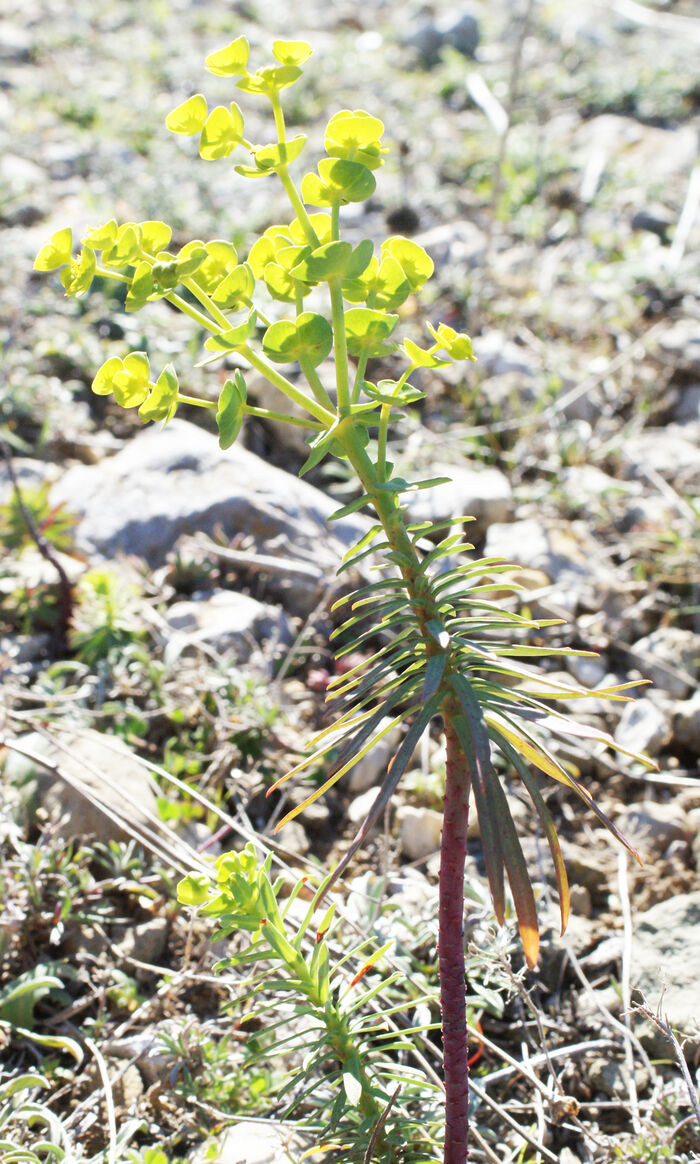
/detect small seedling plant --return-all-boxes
[36,37,650,1164]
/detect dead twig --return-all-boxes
[632,999,700,1134]
[0,433,74,651]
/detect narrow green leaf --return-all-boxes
[483,770,540,968]
[507,747,570,934]
[318,694,442,900]
[327,493,372,521]
[487,711,642,861]
[426,618,451,649]
[449,673,504,922]
[422,652,447,700]
[342,1057,364,1106]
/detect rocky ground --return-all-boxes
[1,0,699,1161]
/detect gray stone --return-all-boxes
[559,838,612,895]
[106,1020,183,1085]
[684,814,700,870]
[573,118,698,186]
[565,651,609,689]
[614,697,672,757]
[560,465,637,512]
[396,804,443,861]
[629,628,698,699]
[113,918,169,967]
[619,425,700,492]
[191,1121,294,1164]
[484,517,573,576]
[443,13,480,58]
[630,205,674,242]
[0,457,63,505]
[1,548,85,592]
[475,330,536,378]
[0,154,45,195]
[579,935,623,973]
[0,23,33,61]
[164,589,292,662]
[274,819,309,857]
[659,320,700,374]
[620,492,685,533]
[568,883,592,919]
[482,517,617,612]
[673,690,700,753]
[674,384,700,425]
[403,22,444,67]
[631,892,700,1055]
[404,11,479,65]
[347,785,384,825]
[616,800,689,857]
[414,220,486,272]
[586,1056,648,1100]
[559,1151,582,1164]
[405,462,512,527]
[50,420,368,615]
[347,868,437,946]
[2,729,160,842]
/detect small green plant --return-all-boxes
[68,566,146,665]
[0,964,82,1063]
[0,481,78,557]
[0,1070,144,1162]
[178,844,443,1158]
[36,37,652,1163]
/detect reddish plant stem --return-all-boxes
[440,710,472,1164]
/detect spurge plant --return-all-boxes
[36,37,651,1164]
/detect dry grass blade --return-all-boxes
[83,1037,118,1164]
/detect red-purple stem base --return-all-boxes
[439,712,472,1164]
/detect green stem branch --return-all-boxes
[164,292,221,332]
[299,356,335,412]
[330,276,351,414]
[241,345,335,425]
